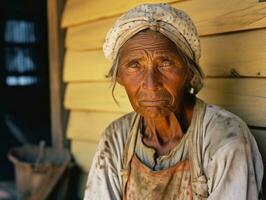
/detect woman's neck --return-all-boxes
[142,95,195,156]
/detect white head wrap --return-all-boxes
[103,3,204,93]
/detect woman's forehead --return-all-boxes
[120,30,178,57]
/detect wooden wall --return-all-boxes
[61,0,266,182]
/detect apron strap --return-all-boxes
[188,99,209,199]
[121,113,141,197]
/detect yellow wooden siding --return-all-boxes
[67,111,123,142]
[63,50,110,82]
[65,0,266,50]
[62,0,266,35]
[64,82,132,113]
[66,17,115,51]
[64,28,266,82]
[200,29,266,77]
[61,0,180,27]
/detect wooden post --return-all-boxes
[47,0,67,149]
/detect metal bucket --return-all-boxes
[8,142,70,199]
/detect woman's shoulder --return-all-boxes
[204,103,248,131]
[202,103,252,151]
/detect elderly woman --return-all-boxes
[84,3,263,200]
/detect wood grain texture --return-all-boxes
[64,78,266,127]
[65,0,266,49]
[61,0,180,27]
[66,17,116,51]
[63,50,111,82]
[175,0,266,36]
[64,29,266,81]
[64,82,132,113]
[200,29,266,77]
[70,128,266,172]
[197,79,266,127]
[67,111,123,142]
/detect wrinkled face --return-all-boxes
[117,29,191,118]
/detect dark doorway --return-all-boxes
[0,0,51,181]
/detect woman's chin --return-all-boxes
[136,107,173,119]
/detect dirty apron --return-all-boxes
[121,99,209,200]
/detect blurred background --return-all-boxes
[0,0,266,199]
[0,0,51,181]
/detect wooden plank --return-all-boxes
[64,79,266,127]
[70,128,266,172]
[65,0,266,49]
[47,0,67,148]
[197,79,266,127]
[71,140,98,172]
[61,0,180,27]
[66,111,123,142]
[176,0,266,36]
[66,17,116,51]
[63,50,111,81]
[64,82,132,113]
[64,29,266,81]
[200,29,266,77]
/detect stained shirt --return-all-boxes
[84,101,263,200]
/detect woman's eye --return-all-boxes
[161,60,173,68]
[128,62,140,69]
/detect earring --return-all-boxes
[189,87,195,95]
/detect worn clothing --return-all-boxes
[124,155,192,200]
[121,99,208,200]
[103,3,204,94]
[84,99,263,200]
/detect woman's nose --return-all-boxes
[142,68,162,90]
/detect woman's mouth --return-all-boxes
[138,100,169,107]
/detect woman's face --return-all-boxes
[117,29,191,119]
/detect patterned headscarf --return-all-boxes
[103,3,204,93]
